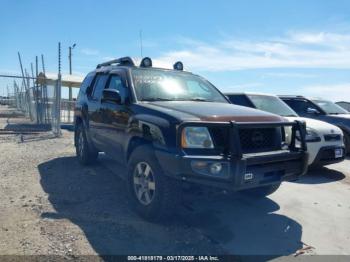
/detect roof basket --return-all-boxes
[96,56,135,69]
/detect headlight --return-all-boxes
[181,127,214,148]
[296,127,321,142]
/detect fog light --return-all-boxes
[191,161,208,170]
[210,163,222,175]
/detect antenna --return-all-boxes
[139,30,143,58]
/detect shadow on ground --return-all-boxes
[293,166,345,184]
[4,123,51,132]
[38,156,302,257]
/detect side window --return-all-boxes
[284,100,311,113]
[227,95,254,107]
[91,74,109,100]
[78,73,95,97]
[107,75,128,103]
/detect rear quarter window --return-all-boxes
[227,95,254,107]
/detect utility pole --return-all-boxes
[68,43,76,75]
[68,43,76,123]
[139,30,143,58]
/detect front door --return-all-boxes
[87,73,109,151]
[98,72,131,163]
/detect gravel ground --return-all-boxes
[0,105,349,260]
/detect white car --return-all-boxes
[225,93,345,167]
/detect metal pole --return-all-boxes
[18,52,27,89]
[55,42,62,137]
[68,45,75,123]
[35,56,43,124]
[31,62,39,123]
[41,54,49,123]
[139,30,143,58]
[69,46,72,75]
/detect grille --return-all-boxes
[320,149,337,161]
[239,128,281,153]
[324,134,341,142]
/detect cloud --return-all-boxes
[223,82,263,90]
[263,72,318,79]
[152,31,350,72]
[300,83,350,102]
[80,48,100,56]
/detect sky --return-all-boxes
[1,0,350,101]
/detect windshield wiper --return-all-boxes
[140,97,173,101]
[177,98,213,102]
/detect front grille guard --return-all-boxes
[176,120,307,159]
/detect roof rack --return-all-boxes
[96,56,135,69]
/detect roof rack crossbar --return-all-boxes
[96,56,135,69]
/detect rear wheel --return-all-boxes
[127,145,181,221]
[75,124,98,165]
[240,183,281,198]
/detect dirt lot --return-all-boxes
[0,105,350,260]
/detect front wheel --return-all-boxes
[127,145,181,221]
[240,183,281,198]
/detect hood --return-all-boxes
[140,101,285,123]
[286,117,343,135]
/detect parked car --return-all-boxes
[336,101,350,112]
[74,57,308,220]
[225,93,345,168]
[280,96,350,154]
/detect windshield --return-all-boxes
[131,68,228,103]
[248,95,298,117]
[312,99,348,115]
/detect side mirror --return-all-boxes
[102,89,121,104]
[306,107,320,115]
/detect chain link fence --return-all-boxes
[0,74,80,136]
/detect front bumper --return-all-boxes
[155,120,309,192]
[156,150,308,191]
[310,146,346,167]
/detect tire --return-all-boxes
[75,124,98,165]
[127,145,181,221]
[240,183,281,198]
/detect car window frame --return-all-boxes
[104,73,128,104]
[89,73,109,101]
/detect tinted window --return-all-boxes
[336,102,350,112]
[107,75,127,102]
[78,73,95,96]
[248,95,298,117]
[282,99,317,114]
[226,95,254,107]
[91,74,109,100]
[312,99,348,115]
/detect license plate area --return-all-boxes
[335,148,343,159]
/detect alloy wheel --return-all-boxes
[133,162,156,205]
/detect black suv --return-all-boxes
[74,57,308,220]
[280,96,350,154]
